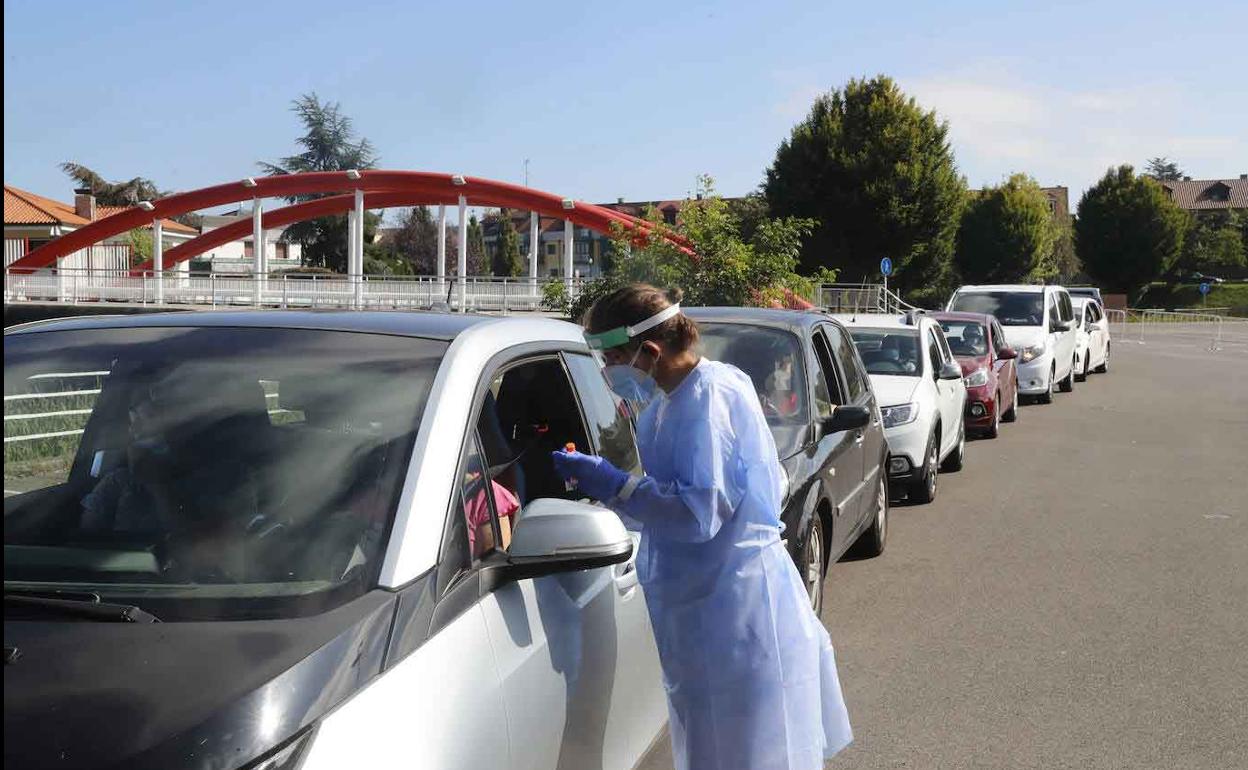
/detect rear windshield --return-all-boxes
[937,320,989,357]
[950,291,1044,326]
[4,326,445,620]
[848,329,922,377]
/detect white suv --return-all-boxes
[947,284,1077,404]
[836,312,968,504]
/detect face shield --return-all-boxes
[585,304,681,412]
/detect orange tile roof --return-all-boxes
[1159,178,1248,210]
[3,184,197,234]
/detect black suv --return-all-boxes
[685,308,890,613]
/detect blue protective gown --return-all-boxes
[611,359,852,770]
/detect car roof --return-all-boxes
[684,306,835,333]
[829,312,926,332]
[954,284,1055,294]
[930,310,994,324]
[1,309,564,342]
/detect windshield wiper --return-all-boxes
[4,590,160,623]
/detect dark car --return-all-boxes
[685,308,889,613]
[1066,286,1104,304]
[930,311,1020,438]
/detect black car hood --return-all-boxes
[3,591,395,770]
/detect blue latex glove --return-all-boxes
[550,450,630,501]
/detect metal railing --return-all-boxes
[4,267,587,314]
[812,283,922,315]
[1126,308,1248,352]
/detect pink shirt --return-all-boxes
[465,479,521,555]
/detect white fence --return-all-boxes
[5,268,585,314]
[4,241,130,273]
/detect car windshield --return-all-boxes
[950,291,1044,326]
[4,326,445,621]
[938,320,989,357]
[847,329,922,376]
[697,323,809,454]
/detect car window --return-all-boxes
[849,329,922,377]
[824,325,867,402]
[1047,293,1060,325]
[564,353,641,475]
[698,322,810,428]
[950,291,1043,326]
[938,320,989,357]
[477,357,591,506]
[991,319,1010,356]
[3,327,443,621]
[811,332,844,418]
[458,431,507,561]
[1059,292,1074,322]
[926,329,944,378]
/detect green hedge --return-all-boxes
[1139,282,1248,317]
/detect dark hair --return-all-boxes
[584,283,700,352]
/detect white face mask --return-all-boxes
[603,345,661,413]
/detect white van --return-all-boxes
[946,284,1077,404]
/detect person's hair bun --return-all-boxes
[665,287,685,305]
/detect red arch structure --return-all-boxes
[10,170,694,272]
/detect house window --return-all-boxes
[1048,198,1057,214]
[575,242,590,258]
[243,242,254,259]
[546,243,557,256]
[275,243,289,260]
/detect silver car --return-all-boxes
[3,311,666,770]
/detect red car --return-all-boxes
[930,311,1020,438]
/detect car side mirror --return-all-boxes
[1051,319,1071,333]
[820,405,870,435]
[501,498,632,581]
[998,347,1018,360]
[939,361,963,380]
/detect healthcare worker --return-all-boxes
[552,284,853,770]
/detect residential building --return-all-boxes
[4,184,196,271]
[195,207,303,275]
[1156,176,1248,213]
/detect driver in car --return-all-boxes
[80,390,177,536]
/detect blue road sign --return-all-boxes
[1199,282,1211,296]
[880,257,893,277]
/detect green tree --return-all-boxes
[764,75,965,301]
[59,162,201,228]
[1049,217,1081,284]
[1075,165,1189,301]
[1144,157,1185,181]
[1179,210,1247,276]
[259,93,379,272]
[125,228,152,268]
[467,215,487,272]
[392,206,440,274]
[955,174,1057,283]
[570,176,814,319]
[491,209,524,277]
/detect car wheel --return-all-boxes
[984,393,1001,438]
[804,514,825,614]
[1037,365,1055,404]
[1095,343,1110,374]
[850,468,888,558]
[908,430,939,503]
[1076,352,1088,382]
[941,421,965,472]
[1059,357,1076,392]
[1003,382,1019,422]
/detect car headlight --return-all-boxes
[1020,343,1046,363]
[964,367,989,387]
[881,402,918,428]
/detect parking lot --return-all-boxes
[645,327,1248,769]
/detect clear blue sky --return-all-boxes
[5,0,1246,218]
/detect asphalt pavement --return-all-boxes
[644,327,1248,769]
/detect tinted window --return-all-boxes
[926,330,943,377]
[1048,293,1060,324]
[830,326,870,401]
[939,320,989,357]
[991,320,1010,356]
[1059,292,1074,322]
[565,353,641,475]
[811,332,844,416]
[849,329,922,377]
[950,291,1044,326]
[4,327,444,620]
